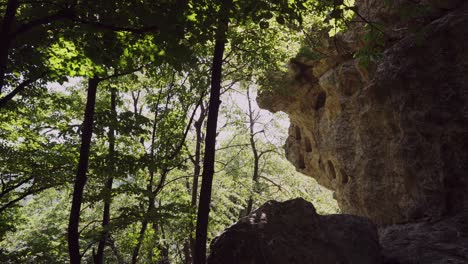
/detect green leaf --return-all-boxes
[187,13,197,22]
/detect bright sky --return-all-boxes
[220,86,290,147]
[47,77,291,148]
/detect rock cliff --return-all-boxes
[209,1,468,262]
[258,0,468,225]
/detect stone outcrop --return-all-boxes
[209,199,468,264]
[208,198,382,264]
[380,212,468,263]
[258,0,468,225]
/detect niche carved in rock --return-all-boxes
[315,91,327,110]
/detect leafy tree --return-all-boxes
[0,84,80,227]
[0,1,347,263]
[191,0,335,262]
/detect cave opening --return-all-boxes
[298,153,306,169]
[327,160,337,179]
[340,169,349,184]
[315,91,327,110]
[295,126,301,140]
[305,137,312,152]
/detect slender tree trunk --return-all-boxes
[151,219,170,264]
[108,236,125,264]
[148,221,158,262]
[245,88,260,215]
[68,77,100,264]
[0,0,19,93]
[94,88,117,264]
[131,169,168,264]
[183,243,191,264]
[194,1,231,263]
[185,103,206,264]
[191,102,206,210]
[245,156,259,215]
[131,196,154,264]
[132,101,161,264]
[156,222,170,264]
[132,170,169,264]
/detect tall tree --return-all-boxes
[68,68,148,264]
[127,70,201,263]
[0,0,19,93]
[194,0,233,263]
[94,87,118,264]
[193,0,316,261]
[130,87,166,264]
[244,87,261,215]
[68,76,100,264]
[183,99,207,264]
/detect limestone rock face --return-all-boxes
[258,1,468,225]
[208,198,382,264]
[379,212,468,263]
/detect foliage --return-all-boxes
[0,0,342,263]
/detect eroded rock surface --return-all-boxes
[380,212,468,264]
[258,1,468,225]
[208,198,382,264]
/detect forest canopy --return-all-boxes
[0,0,347,263]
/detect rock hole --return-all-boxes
[295,126,301,140]
[315,91,327,110]
[340,169,349,184]
[305,137,312,152]
[318,158,325,171]
[327,160,336,179]
[298,153,306,169]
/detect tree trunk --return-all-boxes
[131,197,154,264]
[245,87,260,215]
[157,223,170,264]
[153,221,170,264]
[94,88,117,264]
[191,102,206,210]
[68,77,100,264]
[185,102,206,264]
[193,1,231,263]
[0,0,19,93]
[132,101,161,264]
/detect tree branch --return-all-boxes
[0,77,38,108]
[0,185,51,213]
[14,9,160,36]
[13,10,71,36]
[259,176,283,192]
[0,175,34,198]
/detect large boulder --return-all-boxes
[258,1,468,225]
[380,211,468,263]
[208,198,382,264]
